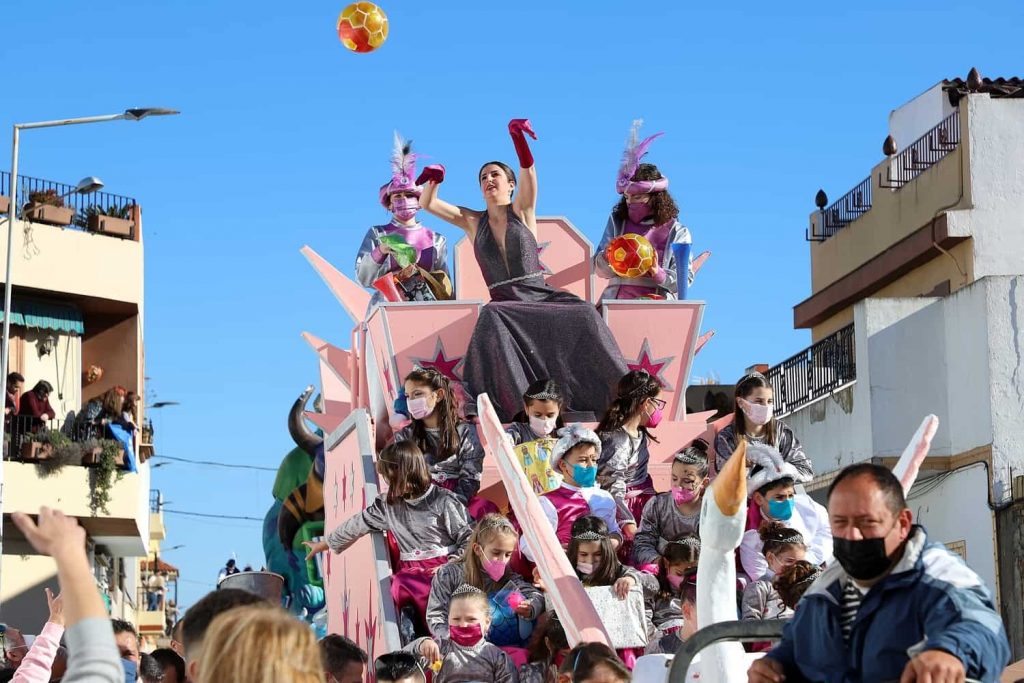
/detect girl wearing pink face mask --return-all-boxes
[408,586,517,683]
[355,133,452,310]
[646,538,700,655]
[714,371,813,484]
[632,442,709,570]
[594,122,692,301]
[394,368,487,515]
[596,370,665,548]
[425,514,542,659]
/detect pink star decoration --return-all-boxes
[410,339,464,382]
[626,338,675,391]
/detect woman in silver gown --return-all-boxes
[418,119,626,421]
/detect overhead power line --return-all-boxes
[163,509,264,522]
[153,455,278,472]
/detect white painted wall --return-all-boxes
[17,330,82,417]
[888,82,957,149]
[982,276,1024,500]
[907,463,998,598]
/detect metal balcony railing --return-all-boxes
[150,489,163,513]
[4,414,127,462]
[809,177,873,242]
[765,324,856,416]
[881,111,961,190]
[4,172,137,238]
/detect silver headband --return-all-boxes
[452,584,486,597]
[775,533,805,545]
[525,390,560,401]
[670,537,701,550]
[572,530,606,541]
[793,567,822,588]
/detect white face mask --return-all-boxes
[529,415,557,437]
[740,398,773,426]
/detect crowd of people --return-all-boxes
[0,120,1012,683]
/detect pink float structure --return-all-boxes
[296,216,717,663]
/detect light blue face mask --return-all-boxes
[768,497,795,521]
[572,463,597,488]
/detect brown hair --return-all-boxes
[566,516,623,587]
[773,560,821,610]
[460,514,518,589]
[404,367,460,461]
[376,441,431,503]
[558,642,630,682]
[195,606,323,683]
[525,612,569,666]
[596,370,662,443]
[733,373,777,446]
[101,388,125,417]
[478,161,517,187]
[758,520,806,559]
[611,163,680,226]
[657,537,700,599]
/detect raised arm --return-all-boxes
[509,119,538,233]
[417,165,480,235]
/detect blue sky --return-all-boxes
[2,0,1021,612]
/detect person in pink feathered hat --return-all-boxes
[354,133,452,311]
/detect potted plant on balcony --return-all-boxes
[24,189,75,227]
[33,431,83,477]
[20,435,53,463]
[82,204,134,238]
[88,439,126,515]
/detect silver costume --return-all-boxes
[633,492,701,567]
[327,485,471,561]
[741,574,793,621]
[354,221,450,310]
[395,423,485,506]
[597,428,653,525]
[426,562,544,640]
[405,636,518,683]
[593,215,691,300]
[714,422,813,483]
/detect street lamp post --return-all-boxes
[0,108,178,611]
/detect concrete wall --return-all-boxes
[907,463,998,596]
[982,277,1024,500]
[0,219,143,306]
[81,314,142,405]
[10,329,82,418]
[888,82,958,151]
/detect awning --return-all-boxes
[0,299,84,335]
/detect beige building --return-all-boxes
[0,171,169,632]
[760,71,1024,657]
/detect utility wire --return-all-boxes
[163,509,264,522]
[153,455,278,472]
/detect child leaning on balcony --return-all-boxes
[304,441,472,643]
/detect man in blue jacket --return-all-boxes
[748,463,1010,683]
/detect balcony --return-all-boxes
[0,171,144,309]
[150,488,165,541]
[764,324,856,418]
[2,415,149,555]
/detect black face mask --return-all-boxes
[833,525,899,581]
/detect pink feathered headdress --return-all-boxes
[378,132,421,208]
[616,119,668,195]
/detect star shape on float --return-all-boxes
[333,472,340,517]
[348,462,356,505]
[626,338,675,391]
[537,241,552,275]
[410,338,464,382]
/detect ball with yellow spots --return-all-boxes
[337,2,388,53]
[605,233,656,278]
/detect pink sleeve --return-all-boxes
[13,621,64,683]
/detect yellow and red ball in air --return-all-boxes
[605,233,656,278]
[337,2,388,53]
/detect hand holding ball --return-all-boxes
[605,233,656,278]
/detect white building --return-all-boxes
[760,71,1024,657]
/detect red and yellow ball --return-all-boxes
[337,2,388,53]
[606,233,656,278]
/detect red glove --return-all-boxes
[508,118,536,169]
[415,164,445,185]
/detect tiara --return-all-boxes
[525,390,560,401]
[775,533,805,545]
[739,371,767,385]
[478,515,515,532]
[674,451,706,465]
[793,567,822,588]
[572,530,606,541]
[453,584,486,597]
[670,537,701,549]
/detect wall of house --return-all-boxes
[81,314,141,405]
[887,82,959,151]
[10,328,82,418]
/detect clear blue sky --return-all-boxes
[2,0,1021,612]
